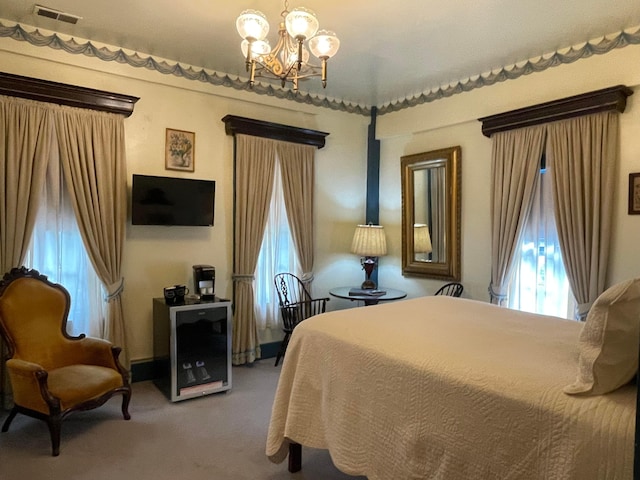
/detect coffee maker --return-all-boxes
[193,265,215,301]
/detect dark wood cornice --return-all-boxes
[221,115,329,149]
[479,85,633,137]
[0,71,139,117]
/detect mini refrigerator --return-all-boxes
[153,298,232,402]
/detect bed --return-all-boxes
[266,281,640,479]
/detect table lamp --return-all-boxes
[351,224,387,289]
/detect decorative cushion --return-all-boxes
[564,278,640,395]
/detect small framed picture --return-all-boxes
[629,173,640,215]
[165,128,195,172]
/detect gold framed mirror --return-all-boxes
[401,146,461,280]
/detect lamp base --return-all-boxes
[360,279,377,290]
[361,257,377,289]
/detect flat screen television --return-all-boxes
[131,174,215,226]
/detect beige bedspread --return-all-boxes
[266,296,635,479]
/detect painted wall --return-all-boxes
[2,35,640,365]
[0,37,370,363]
[376,45,640,302]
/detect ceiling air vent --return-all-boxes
[33,5,82,24]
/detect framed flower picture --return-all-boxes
[629,172,640,215]
[165,128,195,172]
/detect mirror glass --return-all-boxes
[401,146,461,280]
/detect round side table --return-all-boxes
[329,286,407,306]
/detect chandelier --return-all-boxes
[236,1,340,91]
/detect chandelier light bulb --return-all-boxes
[236,10,269,41]
[284,7,319,39]
[308,30,340,59]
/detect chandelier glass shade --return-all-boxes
[236,1,340,91]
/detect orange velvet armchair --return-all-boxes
[0,267,131,456]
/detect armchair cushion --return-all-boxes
[47,365,125,411]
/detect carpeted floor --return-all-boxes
[0,360,365,480]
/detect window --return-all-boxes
[24,149,105,337]
[508,159,576,319]
[254,157,301,331]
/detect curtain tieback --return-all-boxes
[232,274,255,282]
[105,277,124,301]
[576,302,593,321]
[488,283,507,301]
[300,272,314,283]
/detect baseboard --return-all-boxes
[131,341,282,383]
[259,341,280,360]
[130,360,159,383]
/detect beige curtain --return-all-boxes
[429,168,447,262]
[276,141,315,285]
[233,134,276,365]
[489,125,546,305]
[54,107,129,369]
[0,96,53,273]
[0,96,53,408]
[546,112,618,319]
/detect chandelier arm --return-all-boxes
[249,61,256,87]
[281,61,298,83]
[296,37,303,71]
[245,39,253,72]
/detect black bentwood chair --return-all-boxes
[273,273,329,367]
[434,282,464,297]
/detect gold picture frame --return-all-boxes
[629,172,640,215]
[165,128,195,172]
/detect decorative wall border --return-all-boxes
[0,22,370,116]
[378,27,640,115]
[1,21,639,117]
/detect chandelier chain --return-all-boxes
[280,0,289,19]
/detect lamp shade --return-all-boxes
[309,30,340,59]
[413,224,433,254]
[285,7,319,39]
[351,224,387,257]
[236,10,269,41]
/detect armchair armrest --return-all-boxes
[5,358,52,414]
[6,358,45,376]
[63,336,119,370]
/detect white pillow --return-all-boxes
[564,278,640,396]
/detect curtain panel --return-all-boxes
[546,111,618,319]
[489,125,546,304]
[54,106,129,368]
[232,134,276,365]
[489,111,619,315]
[0,96,53,273]
[276,141,315,284]
[0,95,53,408]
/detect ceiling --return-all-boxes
[1,0,640,109]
